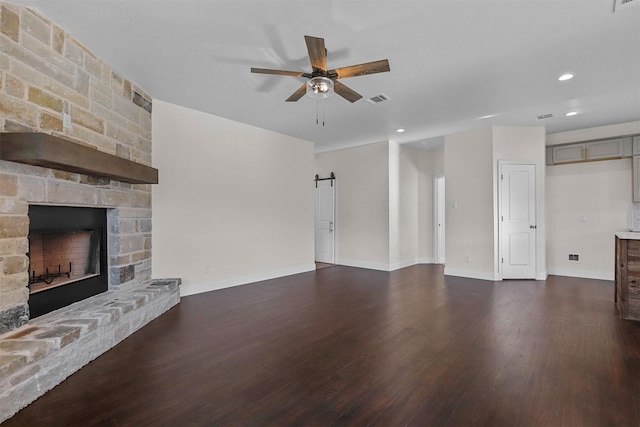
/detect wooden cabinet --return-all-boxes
[615,235,640,321]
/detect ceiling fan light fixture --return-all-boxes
[307,76,334,99]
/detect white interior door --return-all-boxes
[434,176,446,264]
[315,179,335,263]
[500,163,537,279]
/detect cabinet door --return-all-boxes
[634,155,640,203]
[586,139,624,160]
[552,143,585,164]
[634,136,640,156]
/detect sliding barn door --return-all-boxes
[315,179,335,263]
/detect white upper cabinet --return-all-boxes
[552,143,586,164]
[586,138,625,160]
[550,137,633,165]
[633,136,640,156]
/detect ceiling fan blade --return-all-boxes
[286,84,307,102]
[334,81,362,103]
[329,59,390,79]
[251,67,307,77]
[304,35,327,72]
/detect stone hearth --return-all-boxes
[0,278,180,422]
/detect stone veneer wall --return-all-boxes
[0,3,154,333]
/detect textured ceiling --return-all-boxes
[10,0,640,152]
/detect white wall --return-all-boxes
[152,100,315,296]
[444,127,495,280]
[315,141,391,270]
[546,121,638,280]
[396,145,421,269]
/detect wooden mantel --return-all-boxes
[0,132,158,184]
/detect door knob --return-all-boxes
[530,225,537,229]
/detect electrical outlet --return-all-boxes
[569,254,579,262]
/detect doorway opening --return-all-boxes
[434,175,445,264]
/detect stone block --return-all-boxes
[0,216,28,239]
[52,24,64,54]
[2,255,28,275]
[17,176,46,202]
[0,339,54,362]
[0,197,27,214]
[5,74,25,98]
[75,69,89,98]
[83,53,102,79]
[0,92,38,128]
[51,169,79,182]
[0,353,27,382]
[0,174,18,197]
[1,5,19,42]
[0,288,28,309]
[132,91,152,114]
[2,326,40,340]
[63,37,84,68]
[15,238,27,254]
[0,238,15,255]
[39,110,63,132]
[28,86,63,112]
[70,104,104,134]
[0,304,29,334]
[56,318,98,335]
[3,120,33,132]
[1,272,28,292]
[20,8,51,46]
[47,181,97,205]
[10,363,40,386]
[35,325,81,349]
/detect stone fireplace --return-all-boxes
[0,3,179,422]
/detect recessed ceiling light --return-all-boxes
[565,111,578,116]
[396,128,405,133]
[558,73,574,81]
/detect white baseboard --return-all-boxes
[547,268,613,281]
[418,257,437,264]
[337,259,391,271]
[444,267,497,281]
[179,263,316,297]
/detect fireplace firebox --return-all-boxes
[28,205,108,318]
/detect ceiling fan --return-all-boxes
[251,35,390,103]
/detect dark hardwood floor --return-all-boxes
[5,265,640,426]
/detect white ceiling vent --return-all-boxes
[366,93,390,104]
[613,0,638,11]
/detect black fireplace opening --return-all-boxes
[28,205,108,318]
